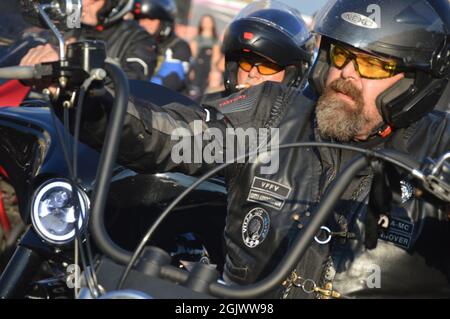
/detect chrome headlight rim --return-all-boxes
[31,178,90,245]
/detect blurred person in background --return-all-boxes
[189,14,222,95]
[7,0,157,81]
[133,0,192,93]
[65,0,157,81]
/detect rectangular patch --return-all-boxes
[247,190,285,210]
[251,177,291,199]
[389,217,414,236]
[379,231,411,249]
[379,216,415,249]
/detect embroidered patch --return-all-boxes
[379,216,414,249]
[242,207,271,248]
[400,180,414,203]
[218,92,258,114]
[389,217,414,236]
[251,177,291,198]
[379,232,411,249]
[247,190,284,210]
[247,177,292,210]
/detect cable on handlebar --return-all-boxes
[47,69,107,297]
[48,98,100,297]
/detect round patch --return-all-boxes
[242,207,271,248]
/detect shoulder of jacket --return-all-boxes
[393,110,450,157]
[202,82,296,128]
[419,111,450,133]
[116,21,154,40]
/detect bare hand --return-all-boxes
[20,43,59,67]
[20,44,59,95]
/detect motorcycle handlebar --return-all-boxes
[0,66,36,80]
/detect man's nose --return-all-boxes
[249,65,262,78]
[340,59,360,80]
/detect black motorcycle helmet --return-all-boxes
[222,0,312,92]
[97,0,134,26]
[132,0,177,41]
[311,0,450,129]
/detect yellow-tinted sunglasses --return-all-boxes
[238,57,284,76]
[330,44,401,79]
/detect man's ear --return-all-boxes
[93,0,106,11]
[83,0,106,11]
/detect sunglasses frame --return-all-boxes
[238,57,284,76]
[329,44,405,79]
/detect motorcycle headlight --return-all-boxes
[31,179,89,245]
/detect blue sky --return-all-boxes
[278,0,330,16]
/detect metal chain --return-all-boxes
[281,269,342,299]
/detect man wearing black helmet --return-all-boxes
[73,0,158,80]
[20,0,157,81]
[21,0,450,298]
[279,0,450,298]
[203,2,312,100]
[131,0,191,93]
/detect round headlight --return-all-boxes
[31,179,89,245]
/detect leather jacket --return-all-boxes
[77,81,450,298]
[66,21,157,81]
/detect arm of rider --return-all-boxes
[18,41,230,176]
[20,42,286,179]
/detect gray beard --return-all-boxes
[316,81,367,142]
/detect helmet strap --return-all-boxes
[282,65,301,88]
[431,36,450,78]
[155,21,174,43]
[366,122,393,139]
[376,71,448,128]
[97,1,114,26]
[375,77,414,126]
[309,45,329,96]
[224,60,239,93]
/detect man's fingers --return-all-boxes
[35,44,59,63]
[20,45,45,66]
[20,50,36,66]
[20,44,59,67]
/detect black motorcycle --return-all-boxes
[0,0,448,300]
